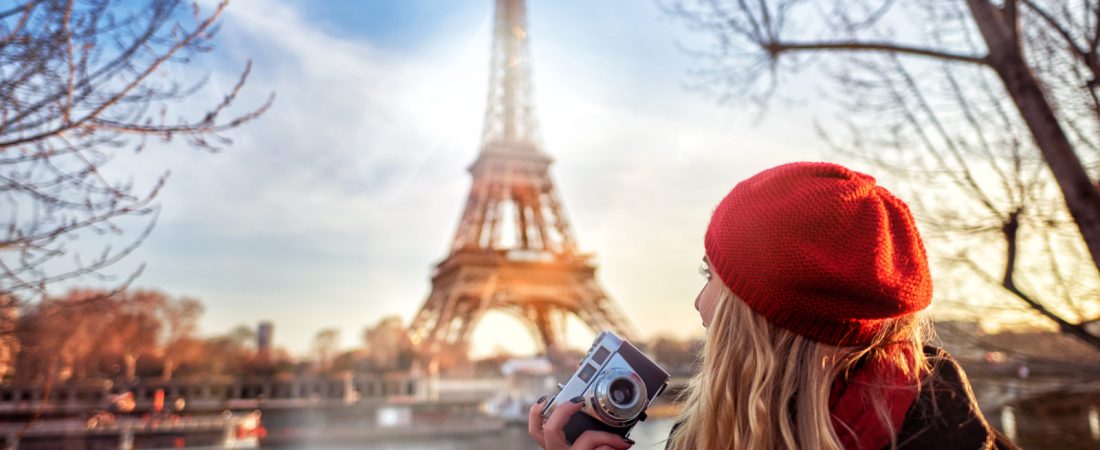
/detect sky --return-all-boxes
[84,0,836,357]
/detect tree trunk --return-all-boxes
[162,358,174,381]
[124,354,137,381]
[967,0,1100,278]
[1002,211,1100,351]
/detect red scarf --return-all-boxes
[829,348,921,450]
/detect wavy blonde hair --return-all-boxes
[666,282,932,450]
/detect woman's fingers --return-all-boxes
[539,393,585,446]
[528,396,548,447]
[542,396,585,448]
[572,431,634,450]
[530,395,635,450]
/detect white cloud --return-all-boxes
[113,0,826,355]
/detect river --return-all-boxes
[280,417,675,450]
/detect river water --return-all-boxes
[284,418,675,450]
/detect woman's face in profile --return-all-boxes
[695,256,722,328]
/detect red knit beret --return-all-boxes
[704,162,932,346]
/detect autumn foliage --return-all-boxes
[9,289,280,383]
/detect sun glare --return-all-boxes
[468,310,601,360]
[468,311,540,359]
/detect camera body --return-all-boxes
[540,331,670,444]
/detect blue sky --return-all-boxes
[85,0,835,356]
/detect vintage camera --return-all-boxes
[540,331,670,444]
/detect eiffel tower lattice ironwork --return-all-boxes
[408,0,636,364]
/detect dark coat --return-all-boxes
[891,346,1018,450]
[664,347,1020,450]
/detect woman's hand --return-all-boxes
[527,395,634,450]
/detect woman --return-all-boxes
[528,162,1015,450]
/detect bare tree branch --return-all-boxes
[666,0,1100,351]
[998,209,1100,348]
[766,40,989,65]
[0,0,270,302]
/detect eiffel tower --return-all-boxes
[408,0,635,366]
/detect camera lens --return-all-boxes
[609,379,636,406]
[592,368,647,425]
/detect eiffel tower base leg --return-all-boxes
[528,305,573,370]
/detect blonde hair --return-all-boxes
[666,283,932,450]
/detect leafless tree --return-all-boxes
[157,295,202,380]
[106,289,161,381]
[362,316,413,371]
[313,327,339,372]
[14,289,108,381]
[14,288,167,381]
[0,0,271,303]
[663,0,1100,350]
[201,324,255,375]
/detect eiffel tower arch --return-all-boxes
[409,0,635,367]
